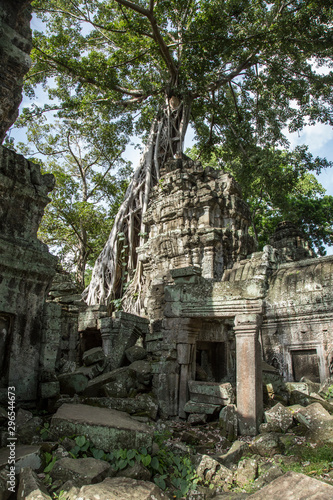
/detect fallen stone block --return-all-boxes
[50,457,111,488]
[128,360,153,386]
[248,471,333,499]
[75,361,106,380]
[83,367,137,397]
[187,413,207,425]
[264,403,293,432]
[195,454,233,491]
[95,394,159,420]
[50,403,154,452]
[235,457,258,488]
[293,402,333,443]
[219,404,238,441]
[82,347,105,366]
[125,345,148,363]
[40,381,60,399]
[214,440,250,469]
[184,400,221,415]
[0,445,42,473]
[17,467,51,500]
[250,433,283,457]
[188,380,235,405]
[58,372,89,396]
[77,477,169,500]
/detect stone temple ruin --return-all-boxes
[1,0,333,442]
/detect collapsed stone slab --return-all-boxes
[50,403,154,452]
[76,477,169,500]
[50,457,111,488]
[248,471,333,499]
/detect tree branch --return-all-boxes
[115,0,178,81]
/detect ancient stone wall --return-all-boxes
[0,0,32,142]
[0,146,57,401]
[262,255,333,383]
[138,157,255,319]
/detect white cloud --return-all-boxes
[286,123,333,153]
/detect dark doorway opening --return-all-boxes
[196,341,227,382]
[292,349,320,383]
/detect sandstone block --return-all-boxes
[125,345,148,363]
[50,457,111,488]
[17,467,51,500]
[82,347,105,366]
[264,403,293,432]
[248,471,333,499]
[189,380,235,405]
[250,433,283,457]
[195,454,233,490]
[184,400,221,415]
[219,404,238,441]
[77,477,169,499]
[50,404,153,452]
[236,458,258,488]
[0,445,42,473]
[214,440,250,468]
[58,372,88,396]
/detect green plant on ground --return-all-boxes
[64,433,198,498]
[282,443,333,477]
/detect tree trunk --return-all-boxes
[76,227,88,290]
[83,96,191,310]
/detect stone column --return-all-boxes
[234,313,263,435]
[177,341,195,418]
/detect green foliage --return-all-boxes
[11,116,132,288]
[281,443,333,476]
[64,434,198,498]
[9,0,333,266]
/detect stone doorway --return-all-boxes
[291,348,320,383]
[196,341,227,382]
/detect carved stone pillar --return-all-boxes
[234,313,263,435]
[177,340,196,418]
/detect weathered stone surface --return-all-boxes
[293,402,333,443]
[195,454,233,491]
[129,360,153,386]
[84,367,141,397]
[188,380,235,405]
[99,394,159,420]
[40,381,60,399]
[250,433,283,457]
[76,477,169,499]
[248,471,333,499]
[50,403,154,452]
[58,372,89,395]
[125,345,148,363]
[264,403,293,432]
[17,416,43,444]
[215,440,250,469]
[187,413,207,425]
[102,367,138,398]
[235,458,258,488]
[253,464,284,490]
[82,346,105,366]
[117,462,151,481]
[0,1,33,142]
[0,147,57,400]
[184,400,221,415]
[0,445,42,473]
[17,467,51,500]
[219,404,238,441]
[50,457,111,487]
